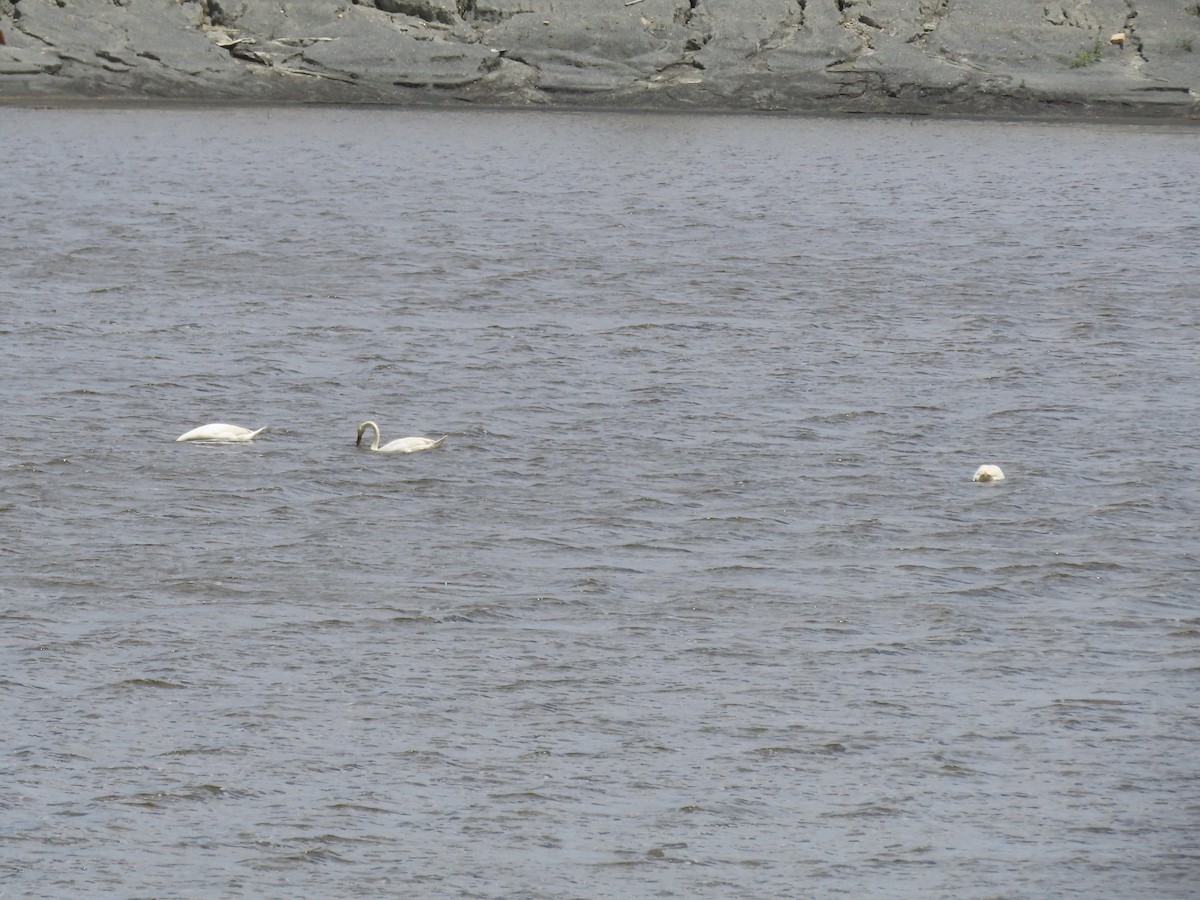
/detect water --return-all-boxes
[2,106,1198,898]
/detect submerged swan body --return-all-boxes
[356,421,447,454]
[176,423,266,443]
[972,464,1005,482]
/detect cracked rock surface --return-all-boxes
[1,0,1197,117]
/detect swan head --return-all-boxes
[972,464,1005,482]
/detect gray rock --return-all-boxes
[0,0,1196,117]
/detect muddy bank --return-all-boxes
[1,0,1198,118]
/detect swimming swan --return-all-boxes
[356,421,447,454]
[176,423,266,443]
[972,464,1005,482]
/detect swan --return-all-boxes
[176,423,266,443]
[972,464,1005,482]
[356,421,447,454]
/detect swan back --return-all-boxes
[357,421,447,453]
[177,423,266,442]
[380,435,447,453]
[972,464,1005,482]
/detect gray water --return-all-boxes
[2,106,1198,898]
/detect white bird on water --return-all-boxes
[176,423,266,443]
[356,421,447,454]
[972,464,1005,482]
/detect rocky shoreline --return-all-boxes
[2,0,1198,120]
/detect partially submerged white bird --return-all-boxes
[972,464,1005,482]
[356,420,447,454]
[176,423,267,443]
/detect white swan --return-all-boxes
[356,421,447,454]
[972,464,1005,482]
[176,423,266,443]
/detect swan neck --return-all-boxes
[358,421,381,451]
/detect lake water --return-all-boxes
[2,106,1198,898]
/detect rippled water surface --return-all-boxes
[2,106,1198,897]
